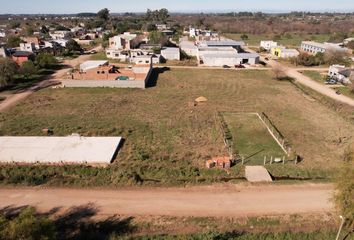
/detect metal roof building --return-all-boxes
[0,136,122,165]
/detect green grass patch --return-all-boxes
[301,70,326,84]
[222,113,286,165]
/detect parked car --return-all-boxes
[265,57,269,61]
[325,79,337,85]
[235,64,245,69]
[90,50,97,54]
[222,65,231,69]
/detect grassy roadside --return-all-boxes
[0,205,341,240]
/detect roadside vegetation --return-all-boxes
[0,206,339,240]
[0,54,58,91]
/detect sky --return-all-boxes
[1,0,354,14]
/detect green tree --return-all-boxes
[0,207,56,240]
[20,60,37,79]
[6,36,22,48]
[0,58,18,87]
[35,53,58,69]
[40,25,49,34]
[97,8,110,21]
[65,39,82,53]
[334,145,354,235]
[26,26,34,36]
[10,22,21,29]
[240,34,249,40]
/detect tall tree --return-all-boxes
[0,58,18,87]
[20,60,37,79]
[97,8,110,21]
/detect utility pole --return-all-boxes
[335,215,345,240]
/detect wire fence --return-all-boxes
[216,111,299,165]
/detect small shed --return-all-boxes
[206,156,232,169]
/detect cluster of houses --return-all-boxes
[0,24,106,65]
[103,27,261,68]
[260,39,353,85]
[261,39,351,60]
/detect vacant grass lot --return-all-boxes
[222,113,285,165]
[0,68,353,186]
[302,70,326,84]
[225,33,332,47]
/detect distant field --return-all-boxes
[225,33,332,47]
[0,68,353,186]
[222,113,286,165]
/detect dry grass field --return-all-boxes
[0,68,353,185]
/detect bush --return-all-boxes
[0,58,19,87]
[0,207,56,240]
[35,53,58,69]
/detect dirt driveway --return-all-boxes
[0,184,333,218]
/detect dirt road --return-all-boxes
[0,46,102,113]
[0,184,333,218]
[269,60,354,107]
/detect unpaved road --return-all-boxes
[0,184,333,218]
[0,46,102,113]
[244,46,354,107]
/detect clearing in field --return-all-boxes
[222,113,286,165]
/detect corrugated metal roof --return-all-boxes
[80,60,109,72]
[0,136,122,165]
[205,40,245,46]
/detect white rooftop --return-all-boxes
[161,47,180,52]
[80,60,109,72]
[0,136,122,165]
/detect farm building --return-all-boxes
[161,47,180,61]
[300,41,349,55]
[0,136,122,165]
[271,47,299,58]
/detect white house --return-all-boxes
[109,32,138,50]
[161,47,180,61]
[20,43,36,52]
[328,65,353,85]
[105,49,129,61]
[260,40,278,51]
[301,41,349,55]
[50,31,72,40]
[189,27,197,38]
[0,30,5,38]
[130,55,160,65]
